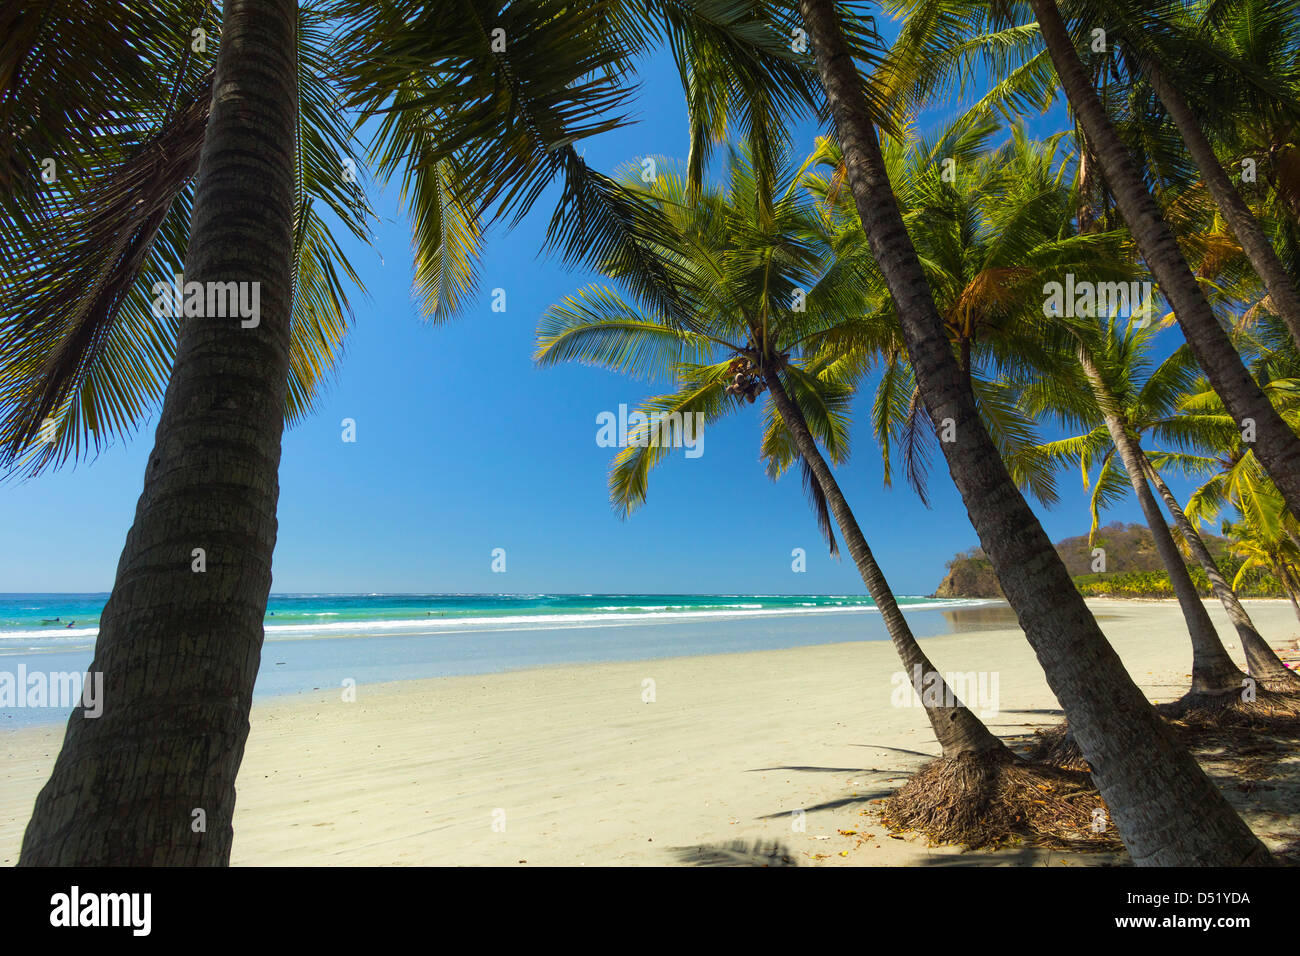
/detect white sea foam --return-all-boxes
[0,598,998,642]
[0,627,100,640]
[253,598,994,637]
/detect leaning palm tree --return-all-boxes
[1224,511,1300,624]
[1177,371,1300,630]
[882,0,1300,348]
[16,0,305,866]
[806,121,1117,510]
[808,117,1290,696]
[14,0,821,865]
[1141,454,1300,688]
[1024,321,1300,696]
[1053,335,1246,701]
[788,0,1271,864]
[1022,0,1300,531]
[536,150,1116,849]
[881,0,1300,519]
[1163,308,1300,636]
[5,1,377,862]
[1119,0,1300,349]
[1197,0,1300,232]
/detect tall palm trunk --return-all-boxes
[1141,60,1300,351]
[798,0,1271,865]
[19,0,298,865]
[1028,0,1300,523]
[1076,137,1101,235]
[1077,350,1244,694]
[764,368,1006,757]
[1141,454,1300,690]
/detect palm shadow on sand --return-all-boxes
[668,840,801,866]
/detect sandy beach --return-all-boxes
[3,598,1298,866]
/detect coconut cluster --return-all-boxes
[722,356,767,404]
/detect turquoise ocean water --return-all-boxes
[0,593,1002,727]
[0,592,995,651]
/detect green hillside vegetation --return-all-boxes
[936,522,1291,600]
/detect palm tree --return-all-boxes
[809,117,1288,694]
[1025,0,1300,532]
[5,2,376,861]
[1131,17,1300,349]
[1023,323,1300,695]
[19,0,304,865]
[882,0,1300,348]
[1070,344,1242,698]
[13,0,820,864]
[805,121,1121,510]
[1142,451,1300,689]
[791,0,1271,865]
[1197,0,1300,232]
[536,151,1122,847]
[1177,373,1300,629]
[1164,306,1300,635]
[0,1,373,475]
[3,0,823,471]
[1225,513,1300,622]
[537,153,1006,761]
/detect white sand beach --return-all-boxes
[3,598,1298,866]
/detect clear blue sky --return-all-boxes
[0,35,1184,597]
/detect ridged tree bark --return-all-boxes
[20,0,298,865]
[1076,138,1101,235]
[798,0,1272,865]
[1076,350,1244,694]
[1141,60,1300,351]
[765,368,1006,757]
[1141,453,1300,690]
[1028,0,1300,525]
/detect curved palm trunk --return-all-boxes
[1142,60,1300,350]
[1028,0,1300,524]
[1077,351,1244,694]
[1142,454,1300,690]
[798,0,1271,865]
[765,369,1005,757]
[20,0,298,865]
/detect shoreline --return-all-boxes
[0,602,1013,730]
[0,595,997,641]
[2,598,1297,866]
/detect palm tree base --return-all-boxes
[1258,672,1300,694]
[1032,690,1300,771]
[879,749,1123,851]
[1155,688,1300,728]
[1025,722,1093,772]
